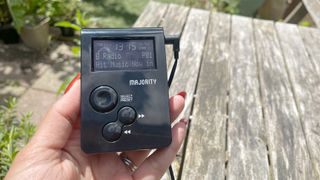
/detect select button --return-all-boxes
[90,86,118,113]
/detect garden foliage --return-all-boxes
[0,97,35,179]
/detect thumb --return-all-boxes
[30,79,80,149]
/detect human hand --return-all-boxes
[5,77,187,180]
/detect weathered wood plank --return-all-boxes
[160,4,190,179]
[161,4,189,36]
[168,8,210,179]
[302,0,320,28]
[133,1,168,27]
[227,16,269,180]
[158,5,189,179]
[168,8,209,116]
[160,4,190,69]
[181,12,230,180]
[254,19,315,180]
[277,23,320,179]
[299,27,320,74]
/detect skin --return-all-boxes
[5,80,187,180]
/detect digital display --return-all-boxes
[93,39,155,71]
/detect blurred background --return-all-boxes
[0,0,316,178]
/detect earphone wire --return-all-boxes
[167,56,178,180]
[165,35,180,180]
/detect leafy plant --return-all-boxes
[6,0,76,32]
[210,0,239,14]
[49,0,75,22]
[6,0,49,32]
[299,20,312,27]
[0,0,12,25]
[0,97,35,179]
[54,8,85,75]
[185,0,209,9]
[54,9,88,31]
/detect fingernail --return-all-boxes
[64,73,81,94]
[180,118,189,126]
[177,91,187,99]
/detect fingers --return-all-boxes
[120,93,185,166]
[133,119,188,180]
[31,80,80,149]
[169,93,186,122]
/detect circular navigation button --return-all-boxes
[102,122,122,142]
[118,107,137,125]
[90,86,117,113]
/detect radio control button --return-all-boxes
[102,122,122,142]
[118,107,137,125]
[90,86,118,113]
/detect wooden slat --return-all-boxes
[302,0,320,28]
[254,19,315,180]
[169,8,210,179]
[133,2,168,27]
[277,23,320,179]
[283,2,308,24]
[299,27,320,74]
[161,4,189,36]
[168,8,209,116]
[227,16,270,180]
[300,26,320,179]
[157,4,189,180]
[181,12,230,180]
[160,4,190,68]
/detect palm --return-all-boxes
[63,129,132,179]
[6,81,186,180]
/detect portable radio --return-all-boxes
[80,28,179,153]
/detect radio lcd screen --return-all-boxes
[93,39,156,71]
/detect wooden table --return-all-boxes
[134,2,320,179]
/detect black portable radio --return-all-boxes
[80,28,179,153]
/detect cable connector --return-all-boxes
[165,35,181,88]
[165,35,180,60]
[165,35,180,87]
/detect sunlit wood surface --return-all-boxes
[136,2,320,179]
